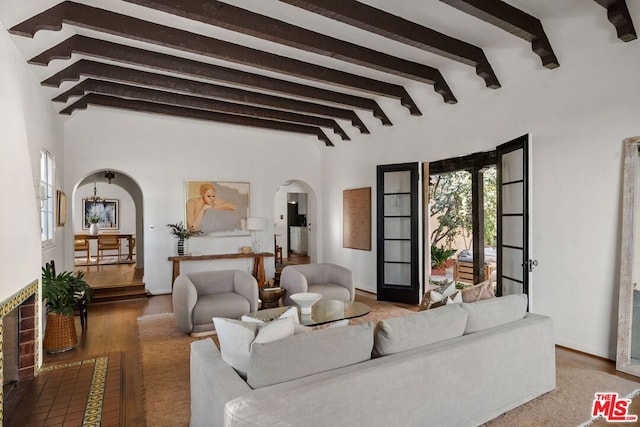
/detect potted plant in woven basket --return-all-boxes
[41,262,94,352]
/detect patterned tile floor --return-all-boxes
[4,353,122,427]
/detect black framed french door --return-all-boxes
[496,135,532,299]
[376,162,420,304]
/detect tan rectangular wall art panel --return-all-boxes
[343,187,371,251]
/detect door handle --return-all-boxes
[524,259,538,272]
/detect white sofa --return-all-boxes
[190,294,555,426]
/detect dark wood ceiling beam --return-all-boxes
[45,60,369,133]
[63,93,334,146]
[31,35,392,125]
[9,1,432,111]
[278,0,500,89]
[125,0,456,93]
[55,79,351,140]
[439,0,559,69]
[593,0,637,42]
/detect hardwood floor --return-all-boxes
[40,264,171,426]
[42,296,172,426]
[23,263,640,426]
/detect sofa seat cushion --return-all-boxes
[373,303,468,357]
[193,293,251,326]
[308,283,351,301]
[463,294,528,334]
[213,316,296,378]
[247,322,374,389]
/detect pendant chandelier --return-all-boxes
[87,182,103,203]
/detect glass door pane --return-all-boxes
[497,135,530,299]
[377,163,419,304]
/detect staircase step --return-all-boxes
[91,283,148,303]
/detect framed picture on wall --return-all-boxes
[343,187,371,251]
[184,181,250,236]
[56,190,66,227]
[83,199,119,230]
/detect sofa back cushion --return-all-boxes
[373,303,468,357]
[462,294,528,334]
[247,322,374,389]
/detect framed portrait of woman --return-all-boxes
[184,181,250,236]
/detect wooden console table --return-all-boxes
[168,252,274,288]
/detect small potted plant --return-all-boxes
[87,213,100,235]
[430,244,457,276]
[41,263,94,352]
[167,221,201,256]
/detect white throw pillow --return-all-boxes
[448,290,463,304]
[241,306,299,324]
[253,315,295,347]
[212,315,295,378]
[241,307,310,334]
[241,306,348,334]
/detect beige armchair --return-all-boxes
[280,263,354,306]
[172,270,259,335]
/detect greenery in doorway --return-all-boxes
[431,245,457,269]
[429,168,497,248]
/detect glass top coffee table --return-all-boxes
[246,300,370,327]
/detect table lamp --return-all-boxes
[247,217,266,252]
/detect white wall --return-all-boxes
[320,5,640,359]
[64,108,323,294]
[0,25,64,295]
[0,23,64,367]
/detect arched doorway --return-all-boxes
[274,180,315,266]
[72,170,146,300]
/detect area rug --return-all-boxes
[138,313,202,427]
[484,355,640,427]
[138,302,640,427]
[351,295,414,325]
[137,298,412,426]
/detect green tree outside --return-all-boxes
[429,167,497,250]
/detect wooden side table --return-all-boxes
[259,288,286,309]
